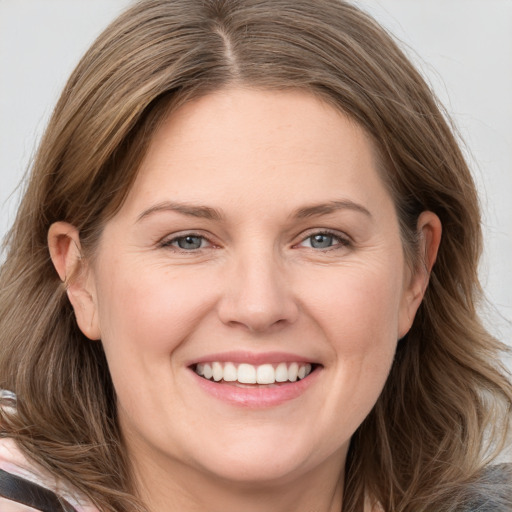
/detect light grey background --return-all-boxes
[1,1,511,358]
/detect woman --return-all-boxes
[0,0,511,511]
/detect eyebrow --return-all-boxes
[292,200,372,219]
[136,201,224,222]
[136,199,372,223]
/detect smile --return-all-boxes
[194,362,314,385]
[188,353,321,407]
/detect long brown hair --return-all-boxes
[1,1,511,510]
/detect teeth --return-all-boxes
[212,362,223,382]
[275,362,288,382]
[203,363,213,380]
[194,361,314,384]
[288,362,299,382]
[256,364,275,384]
[238,363,257,384]
[223,362,237,382]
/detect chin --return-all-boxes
[187,430,343,487]
[199,455,312,486]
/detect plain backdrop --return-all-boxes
[0,1,511,364]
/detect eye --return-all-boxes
[298,231,349,250]
[164,234,210,251]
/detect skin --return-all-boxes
[49,88,441,512]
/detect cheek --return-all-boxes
[304,262,404,352]
[299,263,403,427]
[94,259,219,357]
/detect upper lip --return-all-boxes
[187,351,320,367]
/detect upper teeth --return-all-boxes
[195,362,313,384]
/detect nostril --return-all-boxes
[216,269,299,332]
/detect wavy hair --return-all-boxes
[1,1,511,510]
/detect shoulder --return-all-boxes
[459,464,512,512]
[0,496,41,511]
[0,438,51,488]
[0,437,99,512]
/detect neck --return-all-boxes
[132,449,345,512]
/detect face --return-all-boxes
[57,89,430,491]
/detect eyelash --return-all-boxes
[295,230,351,251]
[160,233,214,252]
[160,229,351,253]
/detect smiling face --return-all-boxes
[50,88,437,504]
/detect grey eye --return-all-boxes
[309,234,335,249]
[175,235,204,250]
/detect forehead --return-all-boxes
[121,87,391,219]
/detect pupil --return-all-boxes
[311,234,332,249]
[178,236,202,250]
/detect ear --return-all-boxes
[48,222,101,340]
[398,211,442,339]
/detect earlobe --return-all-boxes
[398,211,442,338]
[48,222,101,340]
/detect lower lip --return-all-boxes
[190,368,320,408]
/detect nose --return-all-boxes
[217,248,299,333]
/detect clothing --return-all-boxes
[0,437,98,512]
[459,462,512,512]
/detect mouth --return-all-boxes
[192,361,317,386]
[187,352,322,407]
